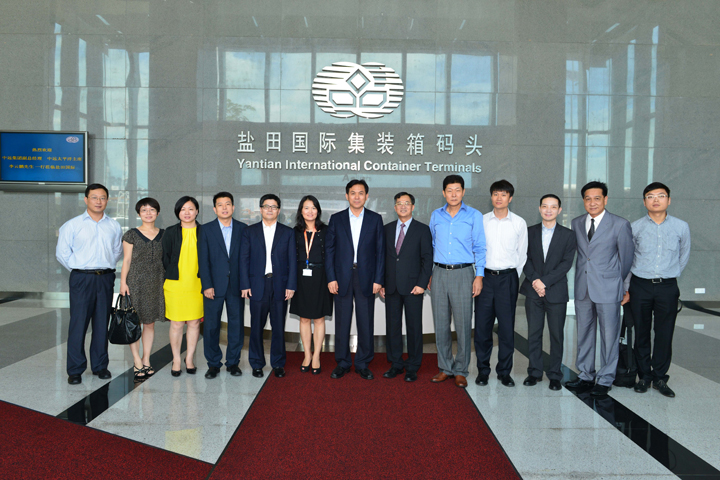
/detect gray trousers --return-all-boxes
[430,265,475,377]
[574,296,621,386]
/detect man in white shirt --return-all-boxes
[474,180,528,387]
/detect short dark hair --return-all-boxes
[260,193,281,209]
[490,179,514,197]
[443,174,464,190]
[581,181,608,198]
[345,179,369,194]
[394,192,415,205]
[135,197,160,214]
[294,195,326,231]
[539,194,562,208]
[85,183,109,198]
[643,182,670,198]
[213,191,234,206]
[174,196,199,219]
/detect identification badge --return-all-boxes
[303,269,313,277]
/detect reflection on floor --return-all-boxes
[1,298,719,478]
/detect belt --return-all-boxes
[72,269,115,275]
[264,273,273,278]
[632,274,676,284]
[352,263,358,269]
[434,262,473,270]
[485,268,515,276]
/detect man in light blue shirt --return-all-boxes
[627,182,691,398]
[428,175,486,388]
[56,183,122,385]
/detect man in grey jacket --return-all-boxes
[565,181,634,396]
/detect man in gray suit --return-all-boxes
[565,181,634,397]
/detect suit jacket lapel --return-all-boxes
[257,223,267,258]
[339,209,353,244]
[388,221,398,258]
[356,210,368,249]
[229,219,241,257]
[590,212,611,242]
[209,220,230,259]
[271,223,282,255]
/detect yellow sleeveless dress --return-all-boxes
[163,227,204,321]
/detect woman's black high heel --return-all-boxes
[185,359,197,374]
[300,360,311,373]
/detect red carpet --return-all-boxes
[0,400,212,480]
[209,352,520,480]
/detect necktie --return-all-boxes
[588,218,595,241]
[396,223,406,255]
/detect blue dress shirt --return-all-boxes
[56,211,123,271]
[219,218,233,256]
[428,202,486,276]
[630,214,691,279]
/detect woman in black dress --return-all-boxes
[289,195,333,374]
[119,198,165,380]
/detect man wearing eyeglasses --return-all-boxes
[626,182,690,398]
[379,192,433,382]
[240,194,297,379]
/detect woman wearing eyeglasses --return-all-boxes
[162,196,203,377]
[289,195,333,374]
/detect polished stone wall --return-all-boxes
[0,0,717,301]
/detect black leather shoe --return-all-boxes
[205,367,220,379]
[383,366,404,378]
[499,374,515,387]
[549,379,562,391]
[405,371,417,382]
[68,374,82,385]
[252,368,264,378]
[331,365,351,379]
[475,374,489,386]
[93,369,112,380]
[522,375,539,386]
[273,367,286,378]
[357,368,374,380]
[227,365,242,377]
[653,379,675,398]
[565,378,594,390]
[185,360,197,375]
[590,384,611,396]
[634,379,649,393]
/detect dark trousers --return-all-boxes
[335,269,375,370]
[203,293,245,368]
[525,296,567,381]
[67,270,115,376]
[629,275,680,382]
[384,290,423,373]
[248,277,287,370]
[474,270,519,376]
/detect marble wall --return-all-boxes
[0,0,717,300]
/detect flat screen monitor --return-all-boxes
[0,131,89,192]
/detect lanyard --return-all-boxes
[304,230,316,267]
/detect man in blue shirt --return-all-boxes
[627,182,691,398]
[56,183,123,385]
[428,175,486,388]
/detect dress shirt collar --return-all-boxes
[587,209,606,225]
[442,202,468,215]
[218,218,232,229]
[349,207,365,219]
[262,221,277,230]
[487,209,514,222]
[82,210,110,223]
[542,222,556,233]
[644,213,669,226]
[398,217,413,229]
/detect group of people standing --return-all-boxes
[56,175,689,399]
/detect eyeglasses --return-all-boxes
[89,196,107,201]
[395,202,412,207]
[644,194,668,200]
[261,205,279,211]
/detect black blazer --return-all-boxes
[197,218,247,297]
[162,222,203,281]
[239,221,297,299]
[325,208,385,297]
[294,226,327,265]
[520,223,577,303]
[384,219,433,296]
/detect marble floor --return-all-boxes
[1,297,719,479]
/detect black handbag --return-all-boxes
[108,294,142,345]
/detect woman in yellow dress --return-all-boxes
[162,196,203,376]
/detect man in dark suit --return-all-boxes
[519,194,577,391]
[240,194,297,379]
[198,192,247,379]
[326,179,385,380]
[566,181,634,397]
[379,192,433,382]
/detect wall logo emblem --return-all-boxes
[312,62,404,119]
[66,136,80,143]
